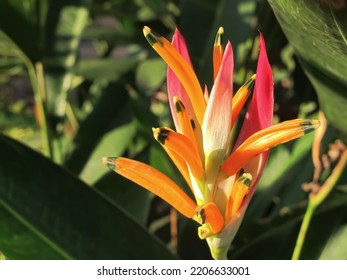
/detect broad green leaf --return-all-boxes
[64,81,130,174]
[80,122,137,185]
[75,56,142,81]
[320,223,347,260]
[135,58,166,94]
[0,251,6,260]
[94,171,152,227]
[0,133,175,259]
[268,0,347,141]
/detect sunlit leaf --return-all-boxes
[135,58,166,94]
[0,133,175,259]
[268,0,347,141]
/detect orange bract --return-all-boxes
[143,26,206,125]
[103,157,197,218]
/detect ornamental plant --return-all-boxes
[103,27,319,260]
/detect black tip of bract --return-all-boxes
[102,157,117,170]
[157,128,170,144]
[245,75,256,90]
[304,126,316,135]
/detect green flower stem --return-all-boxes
[292,149,347,260]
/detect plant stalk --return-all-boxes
[292,149,347,260]
[28,61,54,159]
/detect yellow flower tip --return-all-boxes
[102,156,117,170]
[152,127,170,144]
[198,224,214,239]
[237,172,252,187]
[214,26,224,46]
[143,26,151,35]
[152,127,159,136]
[143,26,163,47]
[246,74,256,89]
[195,202,224,238]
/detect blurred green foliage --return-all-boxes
[0,0,346,259]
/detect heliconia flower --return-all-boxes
[103,26,320,260]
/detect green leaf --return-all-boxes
[0,133,175,259]
[268,0,347,141]
[80,122,137,185]
[0,109,36,129]
[75,56,142,81]
[43,1,91,117]
[297,187,347,260]
[94,172,153,227]
[135,58,166,94]
[0,0,92,118]
[320,223,347,260]
[230,191,347,259]
[64,81,130,175]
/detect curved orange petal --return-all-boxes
[153,127,204,179]
[103,157,197,218]
[231,74,256,129]
[222,119,320,176]
[174,96,204,161]
[196,202,224,239]
[143,26,206,125]
[167,29,196,132]
[225,173,251,222]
